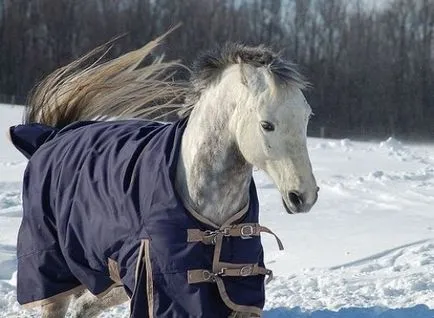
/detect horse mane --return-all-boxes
[187,43,308,105]
[26,30,307,128]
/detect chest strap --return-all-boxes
[188,264,273,284]
[187,223,283,283]
[187,223,284,250]
[187,225,282,316]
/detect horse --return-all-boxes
[9,32,318,317]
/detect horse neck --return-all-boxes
[175,82,253,227]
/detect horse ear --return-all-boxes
[239,62,267,95]
[238,57,248,86]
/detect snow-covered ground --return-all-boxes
[0,104,433,317]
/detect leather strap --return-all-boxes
[187,223,284,250]
[187,266,273,284]
[186,222,281,316]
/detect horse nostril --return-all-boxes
[288,191,303,209]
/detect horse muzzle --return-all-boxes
[282,187,319,214]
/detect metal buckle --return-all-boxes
[240,265,253,276]
[221,227,231,236]
[202,270,215,282]
[240,225,254,239]
[204,230,217,237]
[217,267,227,276]
[204,230,218,245]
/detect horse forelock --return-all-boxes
[187,43,308,105]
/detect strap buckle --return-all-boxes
[203,267,230,281]
[202,270,216,282]
[240,265,253,276]
[217,265,253,277]
[221,227,231,236]
[204,228,231,245]
[240,225,254,239]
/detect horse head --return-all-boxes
[190,43,319,214]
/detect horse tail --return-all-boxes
[25,27,189,128]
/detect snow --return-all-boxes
[0,104,433,317]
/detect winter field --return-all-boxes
[0,104,433,317]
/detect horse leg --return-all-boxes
[41,295,72,318]
[72,287,129,318]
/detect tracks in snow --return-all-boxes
[265,239,434,312]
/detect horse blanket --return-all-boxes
[10,118,273,317]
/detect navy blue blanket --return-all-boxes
[10,118,266,317]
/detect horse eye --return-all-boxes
[260,121,275,132]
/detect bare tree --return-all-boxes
[0,0,432,139]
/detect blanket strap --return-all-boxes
[187,265,273,284]
[187,223,282,315]
[188,232,273,316]
[187,223,284,250]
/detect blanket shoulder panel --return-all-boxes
[17,119,185,303]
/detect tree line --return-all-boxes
[1,0,433,139]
